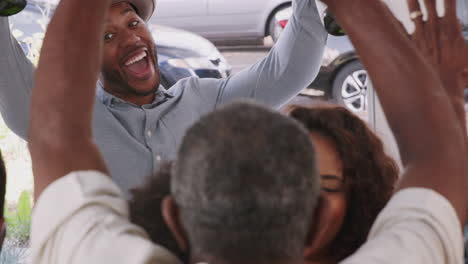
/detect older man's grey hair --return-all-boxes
[172,101,320,263]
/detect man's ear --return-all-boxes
[162,196,189,252]
[303,194,335,259]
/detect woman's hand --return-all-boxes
[407,0,468,100]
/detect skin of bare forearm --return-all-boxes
[329,2,464,163]
[443,78,467,169]
[31,0,112,139]
[326,1,467,223]
[29,0,112,199]
[442,77,468,135]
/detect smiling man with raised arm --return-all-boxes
[0,0,326,194]
[29,0,467,263]
[28,0,179,262]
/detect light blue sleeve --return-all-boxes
[195,0,327,109]
[0,17,35,140]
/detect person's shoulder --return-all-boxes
[342,188,465,264]
[168,76,201,91]
[384,188,456,214]
[168,76,224,98]
[37,171,119,206]
[371,188,463,263]
[375,188,460,231]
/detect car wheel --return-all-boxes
[268,5,291,43]
[332,61,369,113]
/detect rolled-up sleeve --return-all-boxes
[30,171,181,264]
[0,17,34,140]
[342,188,464,264]
[194,0,327,110]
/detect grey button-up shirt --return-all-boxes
[0,0,327,193]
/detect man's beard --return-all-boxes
[127,81,160,96]
[100,63,161,98]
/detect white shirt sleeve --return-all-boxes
[30,171,182,264]
[342,188,464,264]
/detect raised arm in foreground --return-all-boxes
[28,3,184,262]
[403,0,468,232]
[325,0,467,224]
[28,0,111,199]
[318,1,468,263]
[406,0,468,136]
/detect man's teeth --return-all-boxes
[125,52,147,66]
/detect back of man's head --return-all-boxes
[172,101,320,263]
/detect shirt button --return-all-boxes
[156,155,161,161]
[147,130,152,137]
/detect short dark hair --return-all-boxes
[172,101,320,263]
[128,162,187,262]
[288,104,398,261]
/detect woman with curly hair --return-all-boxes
[287,104,399,263]
[128,163,188,263]
[129,103,399,264]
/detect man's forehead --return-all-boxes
[106,2,138,22]
[111,2,137,13]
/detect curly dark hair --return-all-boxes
[128,162,188,263]
[288,104,399,262]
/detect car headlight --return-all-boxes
[167,57,218,70]
[208,51,233,74]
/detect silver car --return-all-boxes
[20,0,232,87]
[150,0,292,43]
[309,0,468,113]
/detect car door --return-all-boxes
[206,0,268,38]
[150,0,208,33]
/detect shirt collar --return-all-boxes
[96,83,174,107]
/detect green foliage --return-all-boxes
[4,191,32,246]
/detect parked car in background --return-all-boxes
[309,0,468,112]
[309,31,468,113]
[11,1,231,88]
[150,24,232,87]
[309,36,368,113]
[150,0,292,43]
[274,0,468,112]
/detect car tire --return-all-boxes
[332,60,369,113]
[268,5,291,43]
